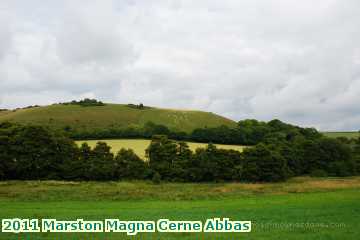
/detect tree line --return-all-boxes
[1,121,359,182]
[69,119,322,146]
[60,98,105,107]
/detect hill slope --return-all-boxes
[0,103,237,133]
[322,131,360,139]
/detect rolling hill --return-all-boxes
[322,131,360,139]
[0,103,237,133]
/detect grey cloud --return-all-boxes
[1,0,360,130]
[0,16,11,60]
[55,2,137,66]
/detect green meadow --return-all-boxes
[76,139,247,159]
[0,177,359,239]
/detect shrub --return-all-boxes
[152,172,161,184]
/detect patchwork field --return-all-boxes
[323,131,360,139]
[76,139,247,159]
[0,177,359,239]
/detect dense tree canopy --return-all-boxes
[61,98,105,107]
[0,121,358,182]
[0,122,78,180]
[70,119,322,148]
[242,144,289,182]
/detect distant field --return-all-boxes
[0,177,359,239]
[0,103,236,133]
[323,131,360,139]
[76,139,247,159]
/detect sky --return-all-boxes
[0,0,359,131]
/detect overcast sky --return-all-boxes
[0,0,359,130]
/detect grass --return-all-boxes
[0,110,10,117]
[0,103,236,133]
[76,139,247,158]
[0,177,359,239]
[322,131,360,139]
[0,177,359,201]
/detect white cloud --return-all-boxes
[0,0,360,130]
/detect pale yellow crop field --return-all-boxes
[76,139,247,159]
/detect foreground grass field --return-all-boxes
[0,177,359,239]
[322,131,360,139]
[76,139,247,158]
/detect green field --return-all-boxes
[0,104,236,133]
[322,131,360,139]
[76,139,247,158]
[0,177,359,239]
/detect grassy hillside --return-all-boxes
[0,177,359,239]
[0,103,236,133]
[0,110,10,117]
[76,139,247,159]
[322,131,360,139]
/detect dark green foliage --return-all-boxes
[299,138,354,176]
[70,121,176,140]
[146,135,179,180]
[171,142,193,181]
[62,98,105,107]
[114,148,147,180]
[143,122,171,137]
[152,172,161,184]
[335,137,353,144]
[310,169,328,177]
[0,122,78,180]
[6,123,126,180]
[189,144,243,182]
[127,103,149,110]
[85,142,114,180]
[70,119,322,148]
[0,122,16,180]
[275,141,306,176]
[0,121,357,182]
[353,137,360,175]
[242,144,289,182]
[189,119,322,145]
[61,143,86,180]
[237,119,271,144]
[191,125,238,144]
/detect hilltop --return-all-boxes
[0,102,236,133]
